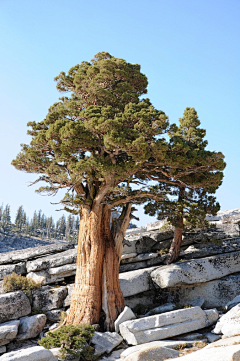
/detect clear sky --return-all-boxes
[0,0,239,226]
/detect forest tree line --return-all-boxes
[0,204,79,242]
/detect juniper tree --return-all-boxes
[12,52,178,329]
[145,107,225,263]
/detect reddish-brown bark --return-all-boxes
[66,204,125,330]
[166,226,183,264]
[165,187,185,264]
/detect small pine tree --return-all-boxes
[0,204,3,223]
[15,205,25,230]
[65,215,74,241]
[58,215,66,239]
[145,108,225,263]
[37,210,42,226]
[31,211,39,233]
[1,205,11,231]
[46,216,55,239]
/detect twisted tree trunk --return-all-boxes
[66,204,126,330]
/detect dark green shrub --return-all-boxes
[38,324,96,360]
[3,272,41,298]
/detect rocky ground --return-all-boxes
[1,208,240,360]
[0,232,60,253]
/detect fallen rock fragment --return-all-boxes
[115,306,136,333]
[203,332,221,343]
[145,303,176,316]
[213,303,240,337]
[91,332,123,356]
[120,306,218,345]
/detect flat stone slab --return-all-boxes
[169,344,240,361]
[173,332,207,342]
[205,335,240,349]
[17,314,47,340]
[119,261,148,273]
[0,243,73,265]
[26,248,77,272]
[161,273,240,309]
[124,345,179,361]
[121,253,137,260]
[123,230,173,256]
[182,238,240,260]
[32,286,68,310]
[203,332,221,343]
[182,223,240,244]
[91,332,123,356]
[0,345,57,360]
[119,267,156,298]
[0,291,31,323]
[125,227,147,236]
[0,263,26,280]
[0,320,20,342]
[121,253,159,264]
[119,307,218,345]
[213,303,240,337]
[151,251,240,288]
[120,340,196,359]
[27,264,76,285]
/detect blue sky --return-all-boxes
[0,0,239,226]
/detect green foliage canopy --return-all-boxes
[12,52,169,211]
[144,107,226,229]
